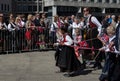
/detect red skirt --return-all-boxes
[25,30,31,40]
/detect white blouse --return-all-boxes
[72,22,82,36]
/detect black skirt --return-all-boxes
[84,28,103,60]
[55,45,81,72]
[86,27,103,48]
[111,55,120,81]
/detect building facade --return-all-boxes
[13,0,43,14]
[44,0,120,18]
[0,0,12,16]
[0,0,120,17]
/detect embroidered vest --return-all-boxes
[89,16,97,28]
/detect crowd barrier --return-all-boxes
[0,27,56,54]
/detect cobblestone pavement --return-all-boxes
[0,51,101,81]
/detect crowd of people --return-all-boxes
[53,7,120,81]
[0,13,50,52]
[0,7,120,81]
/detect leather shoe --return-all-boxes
[63,72,76,77]
[63,73,71,77]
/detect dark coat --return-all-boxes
[115,23,120,51]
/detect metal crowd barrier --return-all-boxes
[0,27,56,54]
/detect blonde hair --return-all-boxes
[106,26,115,35]
[27,14,33,21]
[15,17,20,23]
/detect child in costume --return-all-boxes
[54,26,81,77]
[99,26,118,81]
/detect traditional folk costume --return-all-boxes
[84,15,103,68]
[110,23,120,81]
[74,35,82,58]
[86,15,103,49]
[55,33,81,73]
[99,35,117,81]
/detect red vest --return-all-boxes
[63,34,67,42]
[89,16,97,28]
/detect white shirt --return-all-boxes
[116,21,119,28]
[8,23,18,31]
[55,34,73,46]
[72,22,82,36]
[74,35,82,46]
[20,21,25,27]
[80,21,84,28]
[102,35,119,53]
[63,35,73,46]
[0,22,7,29]
[50,22,58,32]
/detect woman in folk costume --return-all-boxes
[54,26,81,77]
[99,26,118,81]
[83,7,103,69]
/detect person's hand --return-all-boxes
[60,42,64,45]
[53,43,59,47]
[108,42,115,51]
[108,42,114,48]
[99,48,104,51]
[97,35,101,39]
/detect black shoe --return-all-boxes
[63,73,71,77]
[63,72,77,77]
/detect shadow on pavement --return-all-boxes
[63,69,93,77]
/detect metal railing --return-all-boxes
[0,27,56,54]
